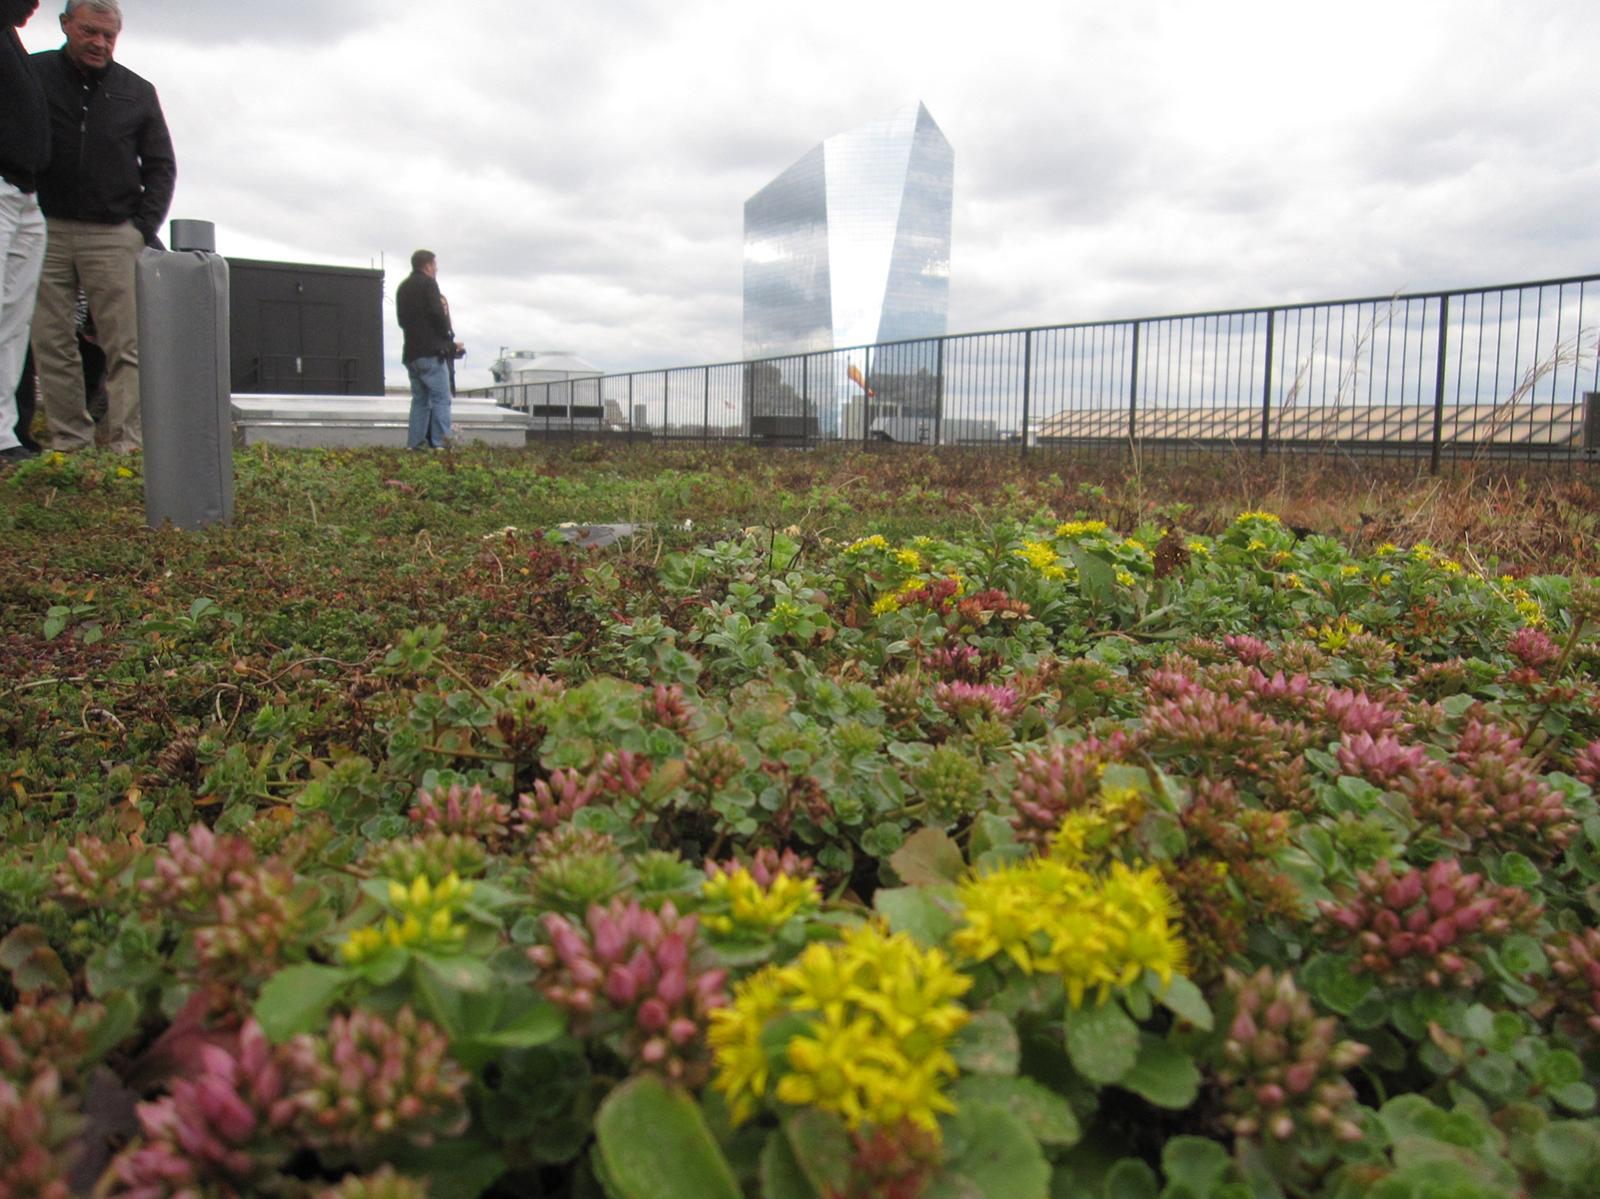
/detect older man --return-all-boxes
[0,0,49,466]
[31,0,174,453]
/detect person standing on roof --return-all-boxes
[0,0,50,466]
[396,249,464,450]
[31,0,176,454]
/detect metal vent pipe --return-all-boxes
[137,218,234,529]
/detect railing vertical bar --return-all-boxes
[1431,294,1450,474]
[802,355,810,450]
[1021,329,1033,456]
[1260,309,1276,457]
[1128,321,1141,445]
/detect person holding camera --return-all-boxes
[395,248,464,451]
[440,292,463,395]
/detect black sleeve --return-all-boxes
[134,84,176,244]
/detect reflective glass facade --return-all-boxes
[743,103,952,360]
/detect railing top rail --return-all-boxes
[464,271,1600,391]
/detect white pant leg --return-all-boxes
[0,182,47,451]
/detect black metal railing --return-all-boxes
[463,274,1600,469]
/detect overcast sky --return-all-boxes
[21,0,1600,389]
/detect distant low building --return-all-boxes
[490,349,602,385]
[488,350,609,427]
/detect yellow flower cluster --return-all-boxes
[871,575,927,616]
[1055,519,1108,538]
[1234,510,1282,525]
[1439,558,1464,575]
[845,534,890,554]
[709,924,971,1134]
[1375,543,1401,556]
[701,867,821,936]
[1015,540,1069,580]
[1493,575,1545,627]
[1051,785,1144,868]
[1186,540,1211,557]
[1115,568,1137,588]
[1121,538,1148,554]
[340,872,474,964]
[1313,615,1365,653]
[951,839,1185,1009]
[895,548,923,571]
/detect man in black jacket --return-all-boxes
[0,0,49,466]
[396,250,464,450]
[31,0,175,454]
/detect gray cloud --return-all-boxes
[17,0,1600,388]
[99,0,388,43]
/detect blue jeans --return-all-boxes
[405,355,452,449]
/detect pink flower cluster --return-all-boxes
[0,997,99,1089]
[132,825,307,991]
[684,740,746,800]
[365,831,487,886]
[1335,732,1429,786]
[647,684,697,734]
[933,680,1021,724]
[1318,687,1403,737]
[1573,738,1600,788]
[0,1068,75,1199]
[1396,720,1578,858]
[528,899,727,1083]
[285,1007,468,1153]
[592,749,654,798]
[922,643,984,682]
[408,783,511,845]
[51,835,136,907]
[190,864,303,988]
[1546,928,1600,1037]
[1506,626,1560,671]
[1217,967,1368,1147]
[1317,859,1540,989]
[1008,732,1135,846]
[1142,689,1303,775]
[140,825,259,916]
[108,1020,296,1198]
[107,1011,465,1195]
[517,767,597,833]
[1223,633,1273,668]
[516,749,656,833]
[705,846,813,886]
[1149,660,1407,741]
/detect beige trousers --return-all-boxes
[31,217,144,453]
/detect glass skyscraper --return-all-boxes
[742,103,953,360]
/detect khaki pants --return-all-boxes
[31,218,144,453]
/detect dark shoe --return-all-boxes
[0,444,41,467]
